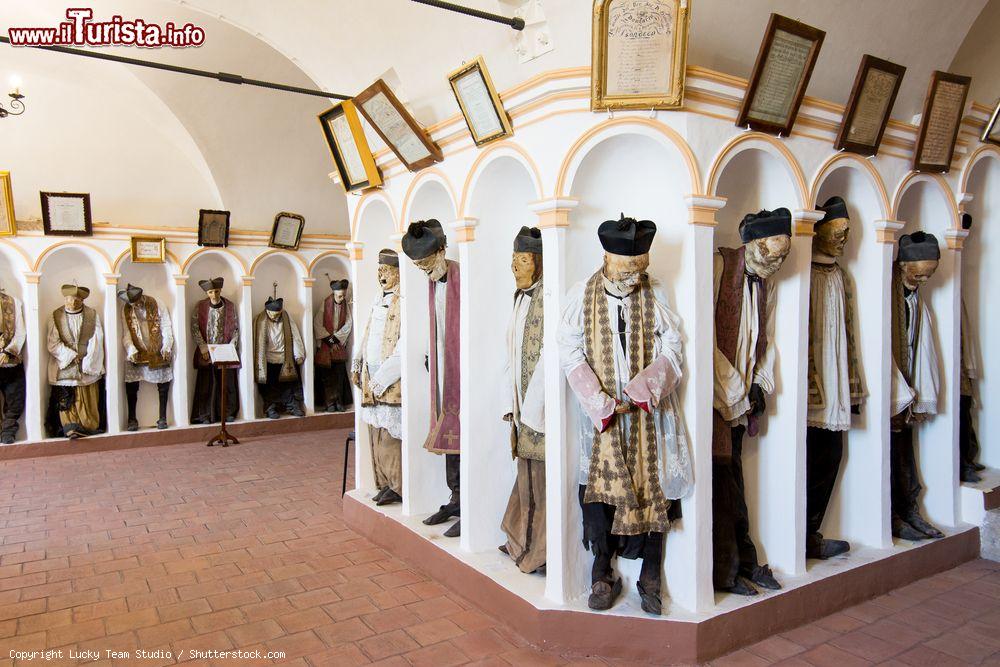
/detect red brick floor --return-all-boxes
[0,426,994,666]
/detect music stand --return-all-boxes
[206,344,240,448]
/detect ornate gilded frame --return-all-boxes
[448,56,513,147]
[130,236,166,263]
[0,172,15,237]
[318,100,382,193]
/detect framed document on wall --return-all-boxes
[269,212,305,250]
[913,70,971,173]
[737,14,825,136]
[318,100,382,192]
[448,56,512,147]
[198,209,231,247]
[980,99,1000,146]
[835,56,905,156]
[0,172,15,237]
[591,0,691,111]
[40,192,92,236]
[130,236,166,263]
[354,79,443,172]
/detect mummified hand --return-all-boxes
[748,383,766,417]
[502,413,514,422]
[614,400,637,415]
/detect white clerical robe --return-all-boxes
[0,295,26,368]
[360,290,402,438]
[121,301,174,384]
[891,288,940,417]
[314,300,353,346]
[557,277,692,498]
[807,256,865,431]
[426,278,448,401]
[47,309,105,386]
[264,317,305,364]
[500,283,545,433]
[712,253,777,424]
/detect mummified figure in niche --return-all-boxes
[0,285,26,443]
[805,197,866,560]
[254,296,305,419]
[190,277,239,424]
[119,283,174,431]
[315,279,353,413]
[401,219,462,539]
[352,249,403,506]
[46,284,106,439]
[958,213,985,484]
[558,214,692,615]
[712,208,791,596]
[889,231,944,541]
[500,227,547,575]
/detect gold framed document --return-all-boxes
[591,0,690,111]
[318,100,382,193]
[40,192,92,236]
[269,212,305,251]
[354,79,443,172]
[913,70,971,173]
[130,236,166,264]
[448,56,513,147]
[835,55,906,156]
[980,99,1000,147]
[737,13,825,136]
[198,209,231,248]
[0,172,15,237]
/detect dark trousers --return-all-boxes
[579,486,663,590]
[259,363,304,414]
[444,453,460,509]
[125,381,170,423]
[318,361,352,409]
[713,426,760,589]
[0,364,25,440]
[959,395,980,472]
[191,366,239,423]
[806,427,845,539]
[890,426,922,522]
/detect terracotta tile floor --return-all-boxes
[0,426,995,666]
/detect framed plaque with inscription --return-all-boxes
[130,236,166,264]
[40,192,92,236]
[448,56,513,147]
[269,212,305,251]
[913,70,971,173]
[737,14,825,136]
[198,209,231,248]
[591,0,691,111]
[354,79,443,172]
[318,100,382,193]
[835,55,906,156]
[980,99,1000,146]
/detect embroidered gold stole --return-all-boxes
[581,269,669,536]
[253,311,298,383]
[0,293,18,364]
[515,283,544,461]
[53,306,97,382]
[124,296,167,369]
[359,291,402,407]
[807,263,864,410]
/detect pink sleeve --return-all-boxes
[624,355,680,414]
[567,363,616,432]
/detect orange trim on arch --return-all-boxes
[890,171,961,230]
[809,152,890,220]
[248,248,309,276]
[555,116,702,197]
[0,239,33,272]
[399,168,459,228]
[112,247,181,272]
[350,190,399,241]
[33,240,114,273]
[308,249,351,274]
[705,132,808,208]
[179,246,249,275]
[458,141,545,217]
[958,144,1000,197]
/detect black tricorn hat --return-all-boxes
[378,248,399,267]
[817,196,849,225]
[330,279,349,292]
[401,219,447,260]
[513,226,543,255]
[265,296,284,312]
[961,212,973,230]
[897,231,941,262]
[739,208,792,244]
[198,277,224,292]
[116,283,143,303]
[598,214,656,256]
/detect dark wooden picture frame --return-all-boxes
[318,100,383,193]
[269,212,305,251]
[354,79,443,172]
[913,70,971,173]
[737,13,826,136]
[40,191,92,236]
[835,55,906,156]
[980,99,1000,146]
[197,209,231,248]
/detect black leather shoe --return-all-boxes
[0,434,12,444]
[893,517,927,541]
[807,537,851,560]
[423,504,460,525]
[749,564,781,590]
[372,487,388,503]
[637,581,661,615]
[961,467,983,484]
[973,461,986,471]
[905,513,944,539]
[443,520,460,538]
[289,405,305,417]
[156,419,168,430]
[266,408,280,420]
[588,578,623,611]
[376,489,402,506]
[127,419,139,432]
[724,576,758,596]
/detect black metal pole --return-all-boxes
[0,35,349,101]
[410,0,525,30]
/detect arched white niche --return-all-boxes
[0,244,31,443]
[311,252,352,413]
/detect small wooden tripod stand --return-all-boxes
[207,363,239,447]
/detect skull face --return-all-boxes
[899,259,939,290]
[815,217,850,258]
[511,251,541,290]
[745,235,791,278]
